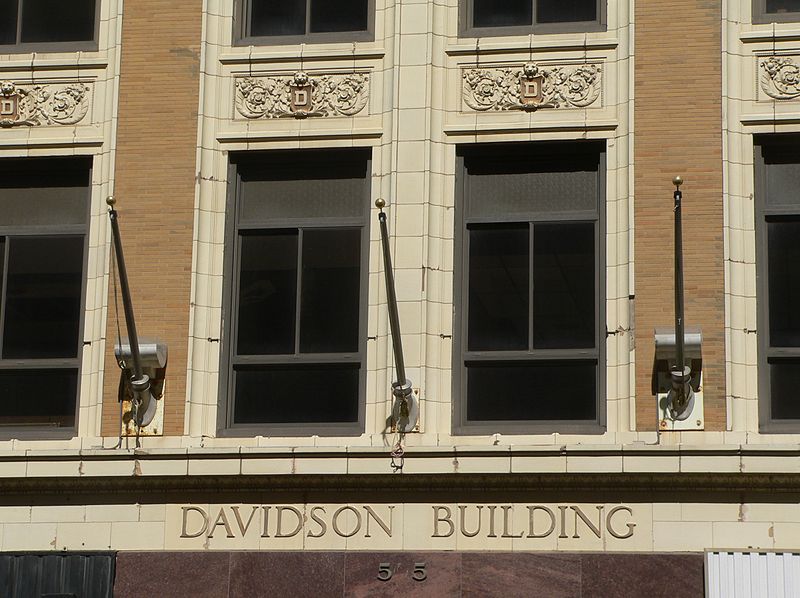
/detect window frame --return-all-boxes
[459,0,606,38]
[452,141,606,435]
[753,0,800,24]
[0,156,91,439]
[0,0,100,54]
[233,0,376,47]
[755,134,800,432]
[218,149,372,437]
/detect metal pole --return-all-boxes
[376,200,407,386]
[106,197,150,401]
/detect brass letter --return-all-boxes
[180,506,208,538]
[571,506,603,539]
[364,506,393,538]
[307,506,327,538]
[209,508,234,539]
[527,506,556,538]
[432,506,454,537]
[607,506,636,539]
[332,506,362,538]
[275,506,303,538]
[231,506,259,537]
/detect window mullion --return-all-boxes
[0,235,8,359]
[16,0,23,44]
[531,0,537,26]
[306,0,312,35]
[294,228,304,356]
[528,221,534,352]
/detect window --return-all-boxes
[461,0,605,36]
[221,149,370,435]
[236,0,374,45]
[0,0,97,52]
[0,157,90,432]
[453,142,605,434]
[754,0,800,23]
[755,135,800,431]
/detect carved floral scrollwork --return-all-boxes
[462,62,602,112]
[235,71,370,119]
[0,80,90,127]
[760,56,800,100]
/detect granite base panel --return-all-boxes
[114,551,703,598]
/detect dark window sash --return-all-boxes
[223,150,370,432]
[461,0,605,37]
[237,0,375,46]
[0,0,98,51]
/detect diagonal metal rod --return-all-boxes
[106,197,147,394]
[377,204,407,386]
[673,181,685,374]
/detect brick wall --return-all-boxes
[634,0,726,430]
[101,0,202,436]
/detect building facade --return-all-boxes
[0,0,799,595]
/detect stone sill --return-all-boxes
[446,36,618,57]
[0,53,109,72]
[219,46,386,66]
[740,27,800,43]
[0,444,798,481]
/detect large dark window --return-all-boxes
[454,142,604,434]
[0,157,89,430]
[756,136,800,429]
[463,0,604,36]
[0,0,96,51]
[238,0,373,45]
[754,0,800,22]
[222,149,369,434]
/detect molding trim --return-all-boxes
[462,62,602,113]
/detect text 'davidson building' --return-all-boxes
[0,0,800,596]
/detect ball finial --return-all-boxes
[672,176,683,188]
[106,196,116,207]
[375,198,386,209]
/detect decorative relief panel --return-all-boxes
[462,62,602,112]
[0,81,90,127]
[234,71,370,120]
[759,56,800,101]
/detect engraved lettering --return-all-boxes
[332,506,362,537]
[261,506,271,538]
[307,506,327,538]
[432,506,454,537]
[572,506,603,539]
[607,506,636,539]
[180,506,208,538]
[558,506,569,538]
[231,505,259,536]
[527,506,556,538]
[501,505,523,538]
[209,508,235,539]
[458,505,482,537]
[487,505,497,538]
[364,505,393,538]
[275,506,303,538]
